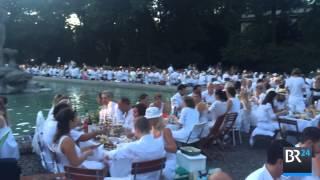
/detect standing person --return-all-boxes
[285,68,306,113]
[172,96,199,141]
[145,107,177,180]
[98,91,117,124]
[311,75,320,105]
[202,83,216,104]
[171,84,187,116]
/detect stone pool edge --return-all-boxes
[32,76,176,93]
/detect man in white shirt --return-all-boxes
[106,117,165,179]
[292,127,320,179]
[246,140,293,180]
[98,91,118,124]
[285,68,306,113]
[115,97,134,130]
[171,84,187,115]
[202,83,216,104]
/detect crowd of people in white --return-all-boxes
[2,64,320,179]
[22,62,254,86]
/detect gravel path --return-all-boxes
[19,138,266,180]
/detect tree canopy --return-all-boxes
[1,0,320,71]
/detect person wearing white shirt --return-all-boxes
[208,90,228,123]
[115,97,134,130]
[250,91,279,146]
[251,83,266,106]
[98,91,118,124]
[168,65,174,74]
[198,72,207,86]
[285,68,306,113]
[170,84,187,116]
[226,86,241,128]
[202,83,216,104]
[107,69,113,81]
[52,107,104,172]
[172,96,200,141]
[105,117,165,179]
[146,107,177,180]
[246,140,293,180]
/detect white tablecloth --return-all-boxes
[278,116,314,132]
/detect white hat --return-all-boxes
[145,107,162,119]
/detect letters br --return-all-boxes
[283,147,312,176]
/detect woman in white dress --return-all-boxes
[172,96,200,141]
[202,90,228,137]
[52,107,104,172]
[239,90,252,133]
[250,90,279,146]
[226,86,241,128]
[146,107,177,180]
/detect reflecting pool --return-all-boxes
[6,80,174,136]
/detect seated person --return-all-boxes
[105,117,165,179]
[52,107,104,171]
[98,91,117,124]
[115,97,134,130]
[246,140,293,180]
[0,114,19,159]
[146,107,177,180]
[172,96,200,141]
[250,90,280,146]
[295,127,320,178]
[274,89,288,115]
[202,90,227,137]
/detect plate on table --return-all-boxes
[180,146,201,156]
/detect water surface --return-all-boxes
[7,80,174,136]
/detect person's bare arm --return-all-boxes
[226,100,232,113]
[61,137,92,167]
[163,128,177,153]
[76,128,108,143]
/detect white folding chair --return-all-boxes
[176,122,207,145]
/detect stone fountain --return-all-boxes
[0,9,35,94]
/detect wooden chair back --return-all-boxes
[221,113,238,136]
[278,118,300,140]
[64,166,106,180]
[131,157,166,180]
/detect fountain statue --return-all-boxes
[0,8,34,94]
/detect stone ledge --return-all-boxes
[32,76,176,93]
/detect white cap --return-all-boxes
[145,107,162,119]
